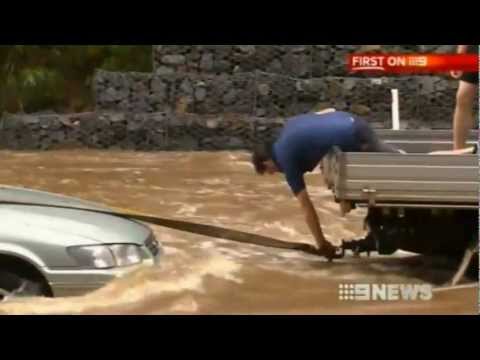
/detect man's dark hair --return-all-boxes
[252,141,274,174]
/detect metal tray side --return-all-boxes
[333,153,479,206]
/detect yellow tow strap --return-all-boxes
[0,201,325,257]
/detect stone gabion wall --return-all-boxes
[152,45,455,78]
[2,45,474,152]
[95,44,466,130]
[95,71,256,115]
[95,69,460,128]
[0,112,287,151]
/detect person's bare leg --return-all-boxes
[453,81,477,150]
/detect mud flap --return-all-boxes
[448,242,479,287]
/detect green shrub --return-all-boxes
[0,46,152,114]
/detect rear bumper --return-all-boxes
[46,255,161,298]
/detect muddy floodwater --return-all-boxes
[0,150,478,315]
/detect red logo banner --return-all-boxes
[347,54,479,74]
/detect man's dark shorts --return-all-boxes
[352,117,400,153]
[461,45,478,85]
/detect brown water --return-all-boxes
[0,150,478,315]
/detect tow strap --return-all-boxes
[1,200,476,289]
[0,200,330,258]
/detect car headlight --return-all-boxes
[110,245,142,267]
[68,245,142,269]
[68,246,116,269]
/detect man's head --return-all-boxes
[252,142,279,175]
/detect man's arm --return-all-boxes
[283,167,329,250]
[296,189,329,250]
[281,152,338,258]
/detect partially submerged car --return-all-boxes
[0,185,162,302]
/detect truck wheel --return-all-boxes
[0,270,46,303]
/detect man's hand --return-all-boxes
[451,70,463,80]
[316,241,338,256]
[430,147,476,155]
[301,242,342,260]
[451,46,468,79]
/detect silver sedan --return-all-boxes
[0,185,162,302]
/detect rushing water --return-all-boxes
[0,150,477,315]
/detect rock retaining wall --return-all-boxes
[0,112,284,151]
[95,70,461,127]
[152,45,455,78]
[2,45,475,151]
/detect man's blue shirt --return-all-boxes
[272,112,359,195]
